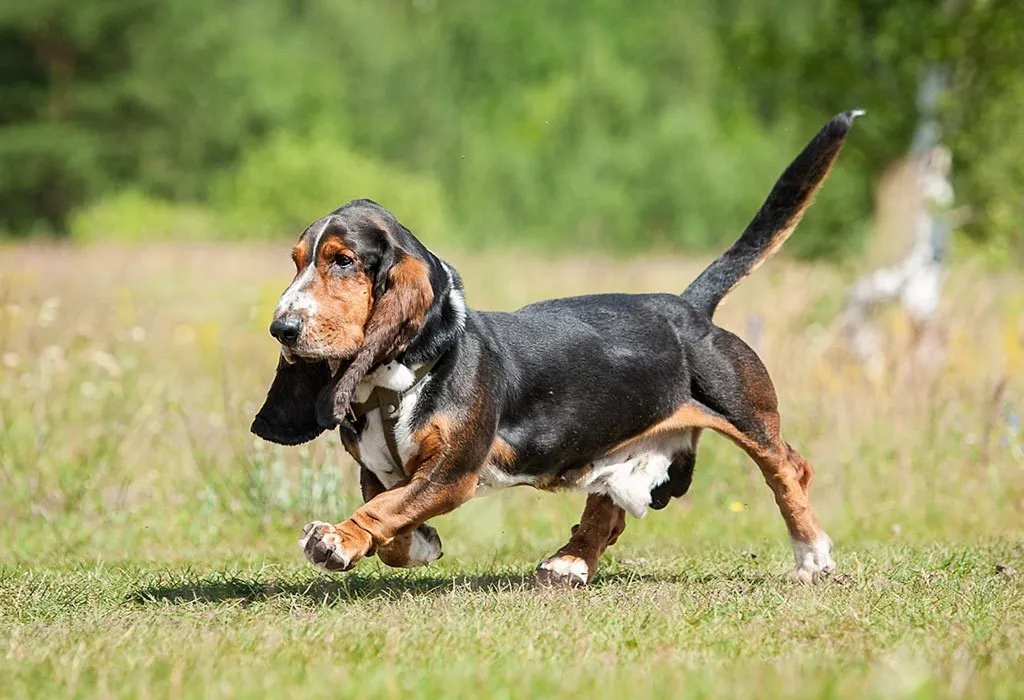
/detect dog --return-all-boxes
[251,110,861,586]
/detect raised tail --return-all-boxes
[682,110,863,317]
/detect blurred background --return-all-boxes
[0,0,1021,262]
[1,0,1023,560]
[2,4,1024,695]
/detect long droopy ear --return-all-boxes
[315,252,434,428]
[251,355,332,445]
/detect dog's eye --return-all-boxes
[331,254,354,272]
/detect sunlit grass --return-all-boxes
[0,242,1022,698]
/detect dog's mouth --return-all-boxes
[279,346,348,378]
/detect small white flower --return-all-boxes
[90,350,122,378]
[37,297,60,327]
[129,326,146,342]
[40,345,67,372]
[1,352,19,369]
[41,345,64,362]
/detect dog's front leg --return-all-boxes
[300,417,486,573]
[299,471,476,572]
[357,466,444,568]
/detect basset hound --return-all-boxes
[251,111,861,586]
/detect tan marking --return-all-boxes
[406,413,456,476]
[298,236,372,358]
[606,507,627,547]
[376,524,442,568]
[317,238,357,268]
[488,437,517,468]
[720,195,814,301]
[347,469,477,551]
[314,268,372,356]
[603,402,741,456]
[333,519,374,563]
[376,532,416,567]
[357,465,420,568]
[291,237,311,271]
[331,408,477,556]
[357,434,448,571]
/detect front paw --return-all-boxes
[299,521,364,572]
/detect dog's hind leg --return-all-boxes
[739,433,833,583]
[690,329,835,583]
[535,494,626,588]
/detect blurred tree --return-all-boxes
[0,0,1021,262]
[716,0,1024,260]
[0,0,340,234]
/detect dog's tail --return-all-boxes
[682,110,862,317]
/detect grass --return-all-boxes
[1,242,1023,699]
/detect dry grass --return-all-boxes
[1,242,1023,699]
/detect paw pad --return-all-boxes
[299,520,352,572]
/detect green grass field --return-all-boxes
[1,244,1022,699]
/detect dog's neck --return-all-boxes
[347,259,464,405]
[353,361,423,402]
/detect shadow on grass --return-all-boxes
[129,568,778,607]
[131,571,531,606]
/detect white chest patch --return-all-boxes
[351,362,430,489]
[576,431,695,518]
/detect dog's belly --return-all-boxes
[477,431,695,518]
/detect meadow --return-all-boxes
[1,242,1022,699]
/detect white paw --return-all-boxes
[535,555,590,588]
[405,524,443,567]
[299,521,352,572]
[789,534,836,584]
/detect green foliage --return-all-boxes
[69,190,220,242]
[1,0,1022,259]
[211,131,450,242]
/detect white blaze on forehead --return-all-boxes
[275,265,318,316]
[275,219,331,318]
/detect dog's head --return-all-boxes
[250,199,465,446]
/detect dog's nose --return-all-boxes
[269,315,302,345]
